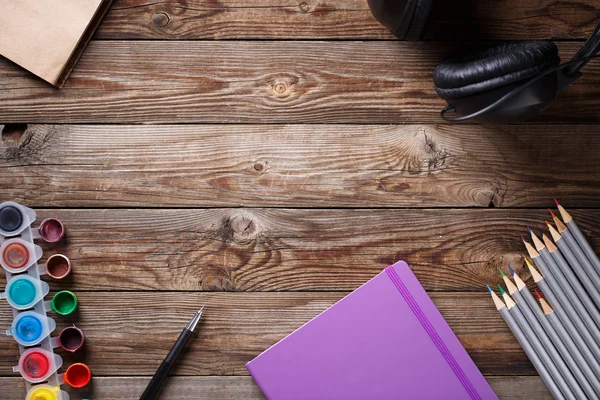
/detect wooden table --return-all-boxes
[1,1,600,399]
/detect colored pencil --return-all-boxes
[541,232,600,329]
[498,285,575,400]
[507,268,600,398]
[534,289,600,397]
[547,221,600,309]
[525,258,600,362]
[488,286,566,400]
[551,208,600,288]
[555,199,600,275]
[525,235,600,344]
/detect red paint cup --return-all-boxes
[45,254,71,279]
[39,218,65,243]
[64,363,91,388]
[57,325,84,352]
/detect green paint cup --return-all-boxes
[51,291,78,315]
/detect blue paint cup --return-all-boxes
[8,311,56,346]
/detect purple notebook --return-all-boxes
[246,261,497,400]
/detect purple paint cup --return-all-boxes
[39,218,65,243]
[57,325,84,353]
[45,254,71,280]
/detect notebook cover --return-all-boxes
[246,261,497,400]
[0,0,112,87]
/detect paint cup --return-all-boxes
[57,325,84,353]
[8,311,56,347]
[0,201,36,236]
[50,291,78,315]
[14,348,62,383]
[38,218,65,243]
[45,254,71,280]
[25,384,70,400]
[1,275,49,310]
[0,238,43,273]
[64,363,91,388]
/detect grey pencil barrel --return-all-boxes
[547,310,600,397]
[537,277,600,368]
[509,304,576,400]
[517,289,600,398]
[499,307,566,400]
[541,248,600,331]
[562,229,600,291]
[567,220,600,275]
[555,237,600,309]
[534,254,600,346]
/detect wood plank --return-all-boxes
[2,124,600,208]
[96,0,599,41]
[0,292,537,376]
[0,376,551,399]
[11,209,600,292]
[1,41,599,124]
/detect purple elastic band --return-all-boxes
[385,267,482,400]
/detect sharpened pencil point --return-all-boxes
[497,284,506,295]
[554,198,560,207]
[498,267,506,277]
[527,227,533,235]
[548,209,558,219]
[486,284,493,294]
[508,266,515,276]
[535,290,542,300]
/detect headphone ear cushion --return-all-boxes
[405,0,433,41]
[433,41,560,100]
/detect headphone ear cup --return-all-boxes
[405,0,433,41]
[433,41,560,100]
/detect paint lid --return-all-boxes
[0,238,42,273]
[25,384,69,400]
[64,363,91,388]
[0,201,36,236]
[57,325,84,352]
[39,218,65,243]
[9,311,56,347]
[51,290,78,315]
[45,254,71,280]
[3,275,50,310]
[15,348,62,383]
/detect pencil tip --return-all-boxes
[486,284,493,294]
[521,235,526,242]
[497,284,506,295]
[498,267,506,277]
[527,227,533,234]
[554,198,560,207]
[508,266,515,276]
[199,305,205,313]
[535,290,542,300]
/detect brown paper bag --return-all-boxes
[0,0,112,87]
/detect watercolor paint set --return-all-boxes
[0,202,90,400]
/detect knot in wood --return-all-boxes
[273,82,287,94]
[299,2,310,13]
[214,213,259,244]
[253,160,268,173]
[153,12,170,27]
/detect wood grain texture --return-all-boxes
[0,376,551,399]
[1,41,599,124]
[12,208,597,292]
[0,292,537,376]
[2,124,600,208]
[95,0,599,41]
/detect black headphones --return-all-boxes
[368,0,600,124]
